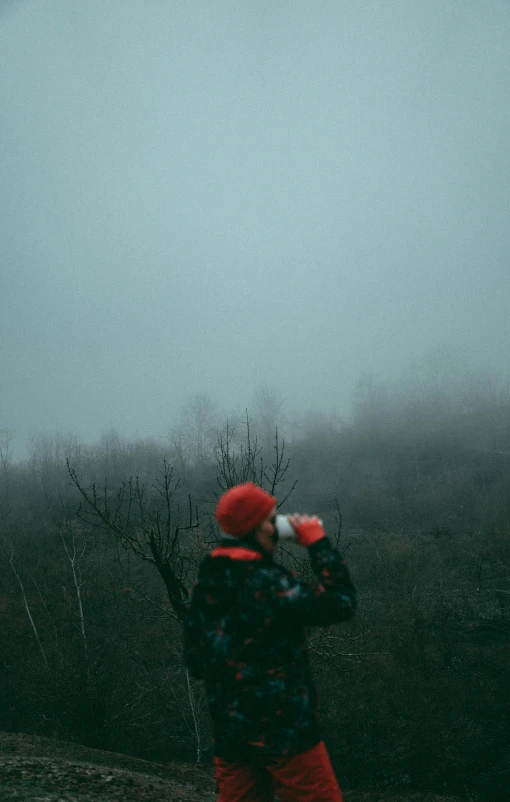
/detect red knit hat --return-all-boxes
[216,483,276,536]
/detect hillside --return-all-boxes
[0,732,216,801]
[0,732,467,802]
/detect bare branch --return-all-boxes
[67,459,199,622]
[0,541,50,670]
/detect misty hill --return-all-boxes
[1,380,509,800]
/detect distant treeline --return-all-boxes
[0,364,509,800]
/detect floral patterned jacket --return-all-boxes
[183,536,356,758]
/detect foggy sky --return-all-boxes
[1,0,510,458]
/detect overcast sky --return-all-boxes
[1,0,509,458]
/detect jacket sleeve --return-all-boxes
[258,537,356,627]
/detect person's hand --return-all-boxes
[287,514,326,547]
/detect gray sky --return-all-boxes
[1,0,510,458]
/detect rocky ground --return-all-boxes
[0,732,215,801]
[0,732,467,801]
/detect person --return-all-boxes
[183,482,356,802]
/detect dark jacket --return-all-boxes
[183,536,356,758]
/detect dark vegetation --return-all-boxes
[1,361,509,801]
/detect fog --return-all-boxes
[1,0,509,459]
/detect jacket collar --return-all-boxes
[211,533,269,561]
[210,545,263,561]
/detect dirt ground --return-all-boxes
[0,732,216,801]
[0,732,466,802]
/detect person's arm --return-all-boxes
[300,534,357,626]
[260,516,356,627]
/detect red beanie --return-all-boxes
[216,483,276,536]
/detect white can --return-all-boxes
[275,514,324,542]
[274,514,297,541]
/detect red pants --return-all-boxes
[214,741,343,802]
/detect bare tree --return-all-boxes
[61,519,90,663]
[0,539,50,669]
[216,411,296,507]
[253,384,284,450]
[0,429,12,513]
[67,458,199,623]
[171,394,219,469]
[0,429,12,474]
